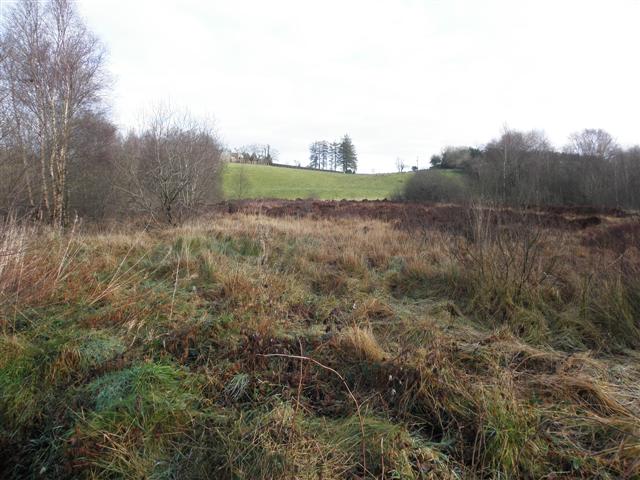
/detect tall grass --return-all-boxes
[1,208,639,478]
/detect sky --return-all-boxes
[75,0,640,173]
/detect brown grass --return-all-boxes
[1,204,640,478]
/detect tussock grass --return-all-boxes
[336,326,387,363]
[1,209,640,478]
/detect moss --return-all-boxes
[68,362,206,478]
[0,331,125,432]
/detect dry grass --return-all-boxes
[336,326,388,363]
[1,207,639,478]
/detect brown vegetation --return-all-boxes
[216,198,636,233]
[1,203,639,478]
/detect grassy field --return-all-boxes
[222,163,412,200]
[1,205,639,478]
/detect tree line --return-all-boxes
[308,135,357,173]
[411,128,640,209]
[0,0,223,225]
[2,1,639,225]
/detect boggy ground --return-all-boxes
[1,203,639,478]
[219,199,634,232]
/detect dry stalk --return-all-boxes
[169,251,181,323]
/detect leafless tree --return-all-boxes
[419,128,639,209]
[566,129,617,160]
[116,106,224,224]
[564,129,619,205]
[0,0,106,225]
[66,111,118,219]
[481,128,551,205]
[395,157,406,172]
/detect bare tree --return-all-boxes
[395,157,406,172]
[116,106,224,224]
[566,129,617,160]
[564,129,619,205]
[482,128,551,205]
[67,111,118,219]
[0,0,106,225]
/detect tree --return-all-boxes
[411,129,640,209]
[564,129,619,205]
[395,157,406,172]
[430,154,443,168]
[431,147,482,170]
[339,135,357,173]
[308,140,334,170]
[116,106,223,224]
[308,142,320,169]
[66,111,118,220]
[330,142,341,171]
[0,0,107,226]
[319,140,329,169]
[309,138,354,172]
[482,128,551,204]
[566,129,617,160]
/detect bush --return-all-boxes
[402,170,467,203]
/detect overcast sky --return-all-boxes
[77,0,640,173]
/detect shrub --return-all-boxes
[402,170,467,203]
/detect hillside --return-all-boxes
[222,163,411,200]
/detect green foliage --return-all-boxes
[338,134,358,173]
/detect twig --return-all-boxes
[295,338,304,417]
[380,436,385,479]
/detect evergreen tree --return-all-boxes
[338,135,357,173]
[310,137,356,172]
[308,142,320,168]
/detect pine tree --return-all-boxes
[308,142,320,168]
[338,135,357,173]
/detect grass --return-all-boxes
[1,206,640,478]
[222,163,418,200]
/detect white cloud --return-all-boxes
[78,0,640,172]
